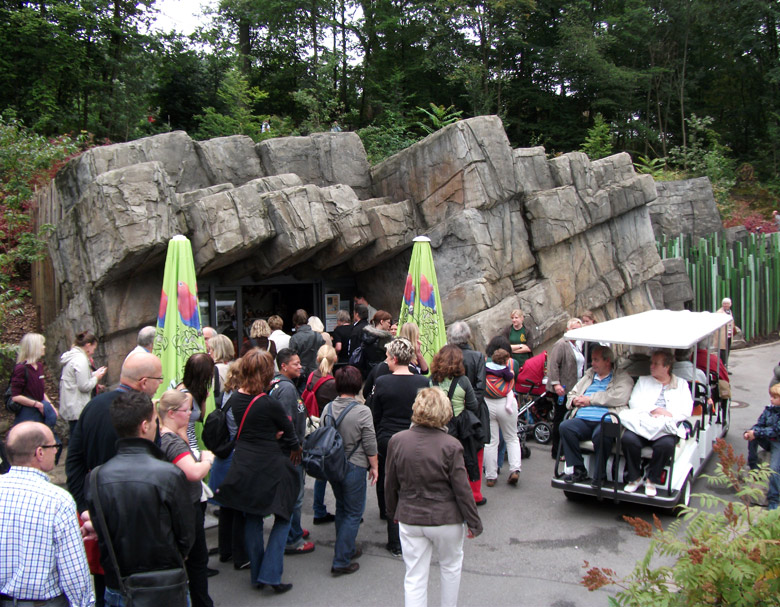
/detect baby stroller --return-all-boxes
[515,351,554,455]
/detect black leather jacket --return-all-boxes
[86,438,195,589]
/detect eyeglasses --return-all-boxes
[141,376,164,381]
[173,408,193,415]
[40,444,63,457]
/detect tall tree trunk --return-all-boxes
[238,19,251,77]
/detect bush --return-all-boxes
[582,439,780,606]
[0,114,89,281]
[580,113,613,160]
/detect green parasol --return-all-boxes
[397,236,447,366]
[153,235,213,444]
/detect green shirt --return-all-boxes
[509,326,530,369]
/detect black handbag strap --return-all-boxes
[89,466,127,595]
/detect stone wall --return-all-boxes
[648,177,723,239]
[35,116,669,379]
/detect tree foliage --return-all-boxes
[0,0,777,184]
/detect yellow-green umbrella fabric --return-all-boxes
[153,235,213,445]
[397,236,447,366]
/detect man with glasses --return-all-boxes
[66,352,163,605]
[1,421,94,607]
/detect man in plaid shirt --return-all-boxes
[0,421,94,606]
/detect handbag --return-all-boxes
[89,468,189,607]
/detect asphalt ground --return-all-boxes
[202,340,780,607]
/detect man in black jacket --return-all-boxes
[66,352,164,605]
[86,391,194,605]
[348,304,369,357]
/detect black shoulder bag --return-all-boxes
[89,467,189,607]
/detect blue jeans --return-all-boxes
[286,464,305,548]
[748,437,780,509]
[313,478,329,518]
[244,513,292,586]
[14,399,58,429]
[330,461,367,568]
[105,587,191,607]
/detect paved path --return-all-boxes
[205,341,780,607]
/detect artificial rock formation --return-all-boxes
[35,116,669,377]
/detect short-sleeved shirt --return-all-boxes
[160,432,201,504]
[509,326,531,369]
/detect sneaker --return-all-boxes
[563,467,590,484]
[624,478,643,493]
[386,545,402,557]
[507,471,519,485]
[486,478,497,487]
[475,497,487,506]
[644,480,657,497]
[302,528,310,539]
[285,541,315,555]
[313,513,336,525]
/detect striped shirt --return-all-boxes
[0,467,94,606]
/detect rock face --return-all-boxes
[35,117,674,378]
[649,177,723,239]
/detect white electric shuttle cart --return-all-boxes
[550,309,732,508]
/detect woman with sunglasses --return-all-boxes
[157,389,215,607]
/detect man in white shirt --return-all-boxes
[0,422,94,607]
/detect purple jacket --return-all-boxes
[10,362,46,401]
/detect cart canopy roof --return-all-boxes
[563,310,731,349]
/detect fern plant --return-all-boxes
[582,439,780,606]
[415,103,463,135]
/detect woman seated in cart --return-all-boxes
[620,350,693,497]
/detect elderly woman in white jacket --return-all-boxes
[59,331,106,434]
[621,350,692,497]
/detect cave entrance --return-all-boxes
[198,275,356,356]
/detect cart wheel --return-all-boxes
[563,490,586,502]
[534,422,552,444]
[522,444,531,460]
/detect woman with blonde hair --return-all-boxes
[372,338,431,556]
[158,389,216,607]
[386,387,483,606]
[399,322,429,375]
[308,315,333,347]
[306,344,339,525]
[10,333,58,430]
[60,331,107,435]
[209,333,235,403]
[248,319,277,359]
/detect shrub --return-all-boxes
[582,439,780,606]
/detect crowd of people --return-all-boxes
[2,296,777,607]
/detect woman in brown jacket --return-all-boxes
[385,387,483,607]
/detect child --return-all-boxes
[743,383,780,510]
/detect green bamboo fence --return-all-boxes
[657,232,780,341]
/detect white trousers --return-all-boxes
[399,522,466,607]
[483,395,521,480]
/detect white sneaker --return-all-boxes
[644,480,657,497]
[624,478,643,493]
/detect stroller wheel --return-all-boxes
[534,422,552,445]
[521,444,531,460]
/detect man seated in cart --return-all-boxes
[559,345,634,486]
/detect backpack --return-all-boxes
[302,401,362,482]
[301,373,333,417]
[201,395,235,459]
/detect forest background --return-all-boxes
[1,0,780,296]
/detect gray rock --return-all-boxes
[257,132,371,199]
[649,177,722,238]
[195,135,265,187]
